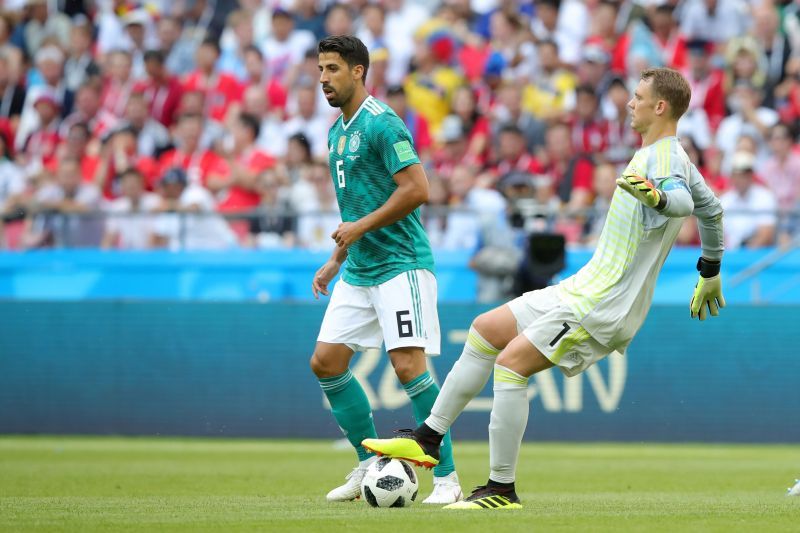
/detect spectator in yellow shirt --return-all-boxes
[404,26,465,134]
[522,39,576,120]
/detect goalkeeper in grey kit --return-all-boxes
[362,68,725,509]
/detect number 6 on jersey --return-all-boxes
[336,160,346,188]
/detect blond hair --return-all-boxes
[641,68,692,120]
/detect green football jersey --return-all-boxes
[327,95,434,286]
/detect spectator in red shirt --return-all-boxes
[176,90,227,151]
[432,115,479,181]
[157,113,228,187]
[213,112,276,214]
[21,91,61,173]
[683,39,726,133]
[94,126,159,198]
[15,46,73,152]
[122,92,171,159]
[649,4,688,70]
[60,82,118,140]
[386,84,432,161]
[588,0,625,71]
[48,122,99,182]
[684,135,724,190]
[602,76,640,165]
[134,50,183,128]
[101,50,135,118]
[242,45,288,116]
[569,84,609,156]
[183,38,244,122]
[476,52,507,115]
[493,124,540,179]
[538,122,594,211]
[451,85,491,165]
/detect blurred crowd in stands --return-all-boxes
[1,0,799,253]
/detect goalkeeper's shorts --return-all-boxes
[507,286,614,377]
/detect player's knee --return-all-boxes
[310,351,341,378]
[472,313,503,348]
[393,363,417,384]
[389,354,423,384]
[472,309,515,350]
[472,313,493,337]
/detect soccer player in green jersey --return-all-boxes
[363,68,726,509]
[309,35,462,504]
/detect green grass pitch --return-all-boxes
[1,437,798,532]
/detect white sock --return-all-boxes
[425,326,500,435]
[489,364,529,484]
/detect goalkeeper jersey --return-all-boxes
[556,136,723,350]
[327,95,434,286]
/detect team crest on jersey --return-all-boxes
[337,135,346,155]
[349,131,362,152]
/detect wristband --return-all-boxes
[696,257,721,278]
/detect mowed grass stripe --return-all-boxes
[0,437,797,532]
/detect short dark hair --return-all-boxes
[538,0,561,10]
[318,35,370,81]
[200,37,221,55]
[238,113,260,140]
[243,44,263,59]
[112,124,138,138]
[289,132,312,158]
[538,39,558,53]
[144,49,165,64]
[575,84,597,98]
[608,76,627,91]
[499,124,524,137]
[654,4,675,16]
[120,168,144,181]
[178,112,203,124]
[61,156,81,167]
[770,122,795,140]
[641,68,691,120]
[68,122,91,139]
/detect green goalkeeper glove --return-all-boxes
[616,174,662,208]
[690,257,726,321]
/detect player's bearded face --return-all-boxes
[319,53,356,108]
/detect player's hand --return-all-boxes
[331,221,366,248]
[616,174,661,209]
[312,260,341,299]
[690,258,726,320]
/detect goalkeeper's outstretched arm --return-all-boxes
[688,167,725,320]
[689,169,724,263]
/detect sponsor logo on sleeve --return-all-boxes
[393,140,415,162]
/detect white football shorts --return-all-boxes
[317,269,441,355]
[507,285,613,377]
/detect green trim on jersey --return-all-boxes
[328,96,435,286]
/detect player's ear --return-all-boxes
[352,64,365,82]
[655,99,667,117]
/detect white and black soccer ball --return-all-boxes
[361,458,419,508]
